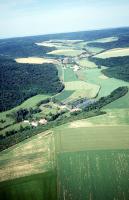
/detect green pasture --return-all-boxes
[55,90,74,102]
[63,67,78,82]
[64,81,100,100]
[86,108,129,126]
[78,58,98,68]
[80,67,129,98]
[57,150,129,200]
[104,90,129,109]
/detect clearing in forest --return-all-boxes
[15,57,58,64]
[95,47,129,58]
[47,49,84,57]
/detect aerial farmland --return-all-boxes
[0,27,129,200]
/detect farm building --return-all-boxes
[31,121,38,127]
[73,65,80,71]
[39,119,48,125]
[63,57,73,64]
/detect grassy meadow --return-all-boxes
[78,58,98,68]
[55,90,74,102]
[63,67,78,82]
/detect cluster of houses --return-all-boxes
[24,118,47,127]
[61,57,81,72]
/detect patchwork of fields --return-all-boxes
[0,131,57,200]
[79,67,129,98]
[55,123,129,199]
[65,81,100,99]
[1,34,129,200]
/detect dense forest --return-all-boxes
[90,56,129,82]
[0,27,129,58]
[0,39,55,58]
[87,35,129,50]
[0,56,63,111]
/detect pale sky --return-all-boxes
[0,0,129,39]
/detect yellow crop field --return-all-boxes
[95,48,129,58]
[15,57,58,64]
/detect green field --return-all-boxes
[81,109,129,126]
[63,67,78,82]
[80,67,129,98]
[57,150,129,200]
[104,90,129,109]
[55,122,129,200]
[55,90,74,102]
[55,125,129,153]
[60,66,100,102]
[64,81,100,101]
[1,37,129,200]
[0,171,57,200]
[0,131,56,199]
[78,58,98,68]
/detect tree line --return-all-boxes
[0,86,128,151]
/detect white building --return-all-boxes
[31,121,38,127]
[39,119,48,125]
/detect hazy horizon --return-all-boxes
[0,0,129,39]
